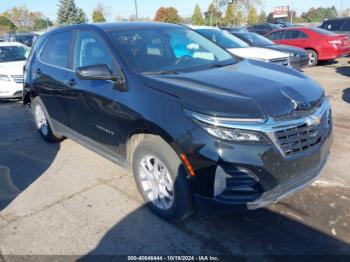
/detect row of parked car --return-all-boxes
[2,19,350,100]
[223,19,350,67]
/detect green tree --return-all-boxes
[34,18,53,30]
[302,6,337,22]
[57,0,88,24]
[191,4,204,25]
[258,10,266,23]
[204,3,221,26]
[0,16,17,34]
[92,4,106,23]
[247,6,258,25]
[224,3,236,26]
[154,7,181,24]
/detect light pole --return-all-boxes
[134,0,138,20]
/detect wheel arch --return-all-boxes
[126,121,183,172]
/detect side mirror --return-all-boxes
[77,64,117,80]
[76,64,128,91]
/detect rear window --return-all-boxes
[310,27,338,36]
[266,31,284,40]
[321,20,344,31]
[41,31,73,68]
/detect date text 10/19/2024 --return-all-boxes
[127,256,220,261]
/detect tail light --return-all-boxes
[328,39,342,45]
[328,39,343,49]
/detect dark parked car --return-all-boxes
[231,31,309,69]
[220,26,247,33]
[247,23,282,35]
[9,33,38,47]
[271,21,295,28]
[320,17,350,36]
[24,23,332,221]
[265,27,350,66]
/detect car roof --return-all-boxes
[43,22,187,37]
[0,42,25,47]
[323,17,350,22]
[189,25,218,30]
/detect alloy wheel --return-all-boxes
[139,155,174,210]
[34,104,49,136]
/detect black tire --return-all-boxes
[132,135,194,221]
[306,49,318,67]
[31,97,63,143]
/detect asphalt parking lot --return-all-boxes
[0,58,350,259]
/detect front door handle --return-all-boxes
[64,79,76,86]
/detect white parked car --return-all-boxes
[0,42,29,99]
[191,26,290,67]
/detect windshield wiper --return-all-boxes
[143,70,179,75]
[206,62,234,69]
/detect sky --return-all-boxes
[0,0,348,21]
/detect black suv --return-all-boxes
[23,23,332,221]
[320,17,350,36]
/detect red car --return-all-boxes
[265,27,350,66]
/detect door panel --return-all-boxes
[67,30,121,152]
[32,30,73,127]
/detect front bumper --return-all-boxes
[0,81,23,99]
[193,133,331,215]
[290,56,309,69]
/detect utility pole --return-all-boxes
[134,0,138,20]
[290,1,293,23]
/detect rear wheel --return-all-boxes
[306,49,318,67]
[31,97,62,143]
[132,135,194,221]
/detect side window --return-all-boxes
[324,20,344,31]
[342,20,350,31]
[73,30,114,71]
[284,30,308,40]
[41,31,72,68]
[267,31,284,40]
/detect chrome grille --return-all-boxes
[11,75,23,84]
[274,109,331,156]
[269,58,289,67]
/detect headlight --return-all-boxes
[186,110,269,143]
[204,125,268,143]
[288,52,300,58]
[0,74,10,81]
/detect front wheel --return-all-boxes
[31,97,63,143]
[306,49,318,67]
[132,135,194,221]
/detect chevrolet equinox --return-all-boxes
[23,23,332,221]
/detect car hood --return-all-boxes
[0,61,25,75]
[142,59,324,120]
[266,44,308,56]
[227,47,289,61]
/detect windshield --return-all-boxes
[238,32,274,46]
[108,28,236,74]
[197,29,249,49]
[0,45,30,63]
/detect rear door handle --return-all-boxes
[64,79,76,86]
[36,68,41,74]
